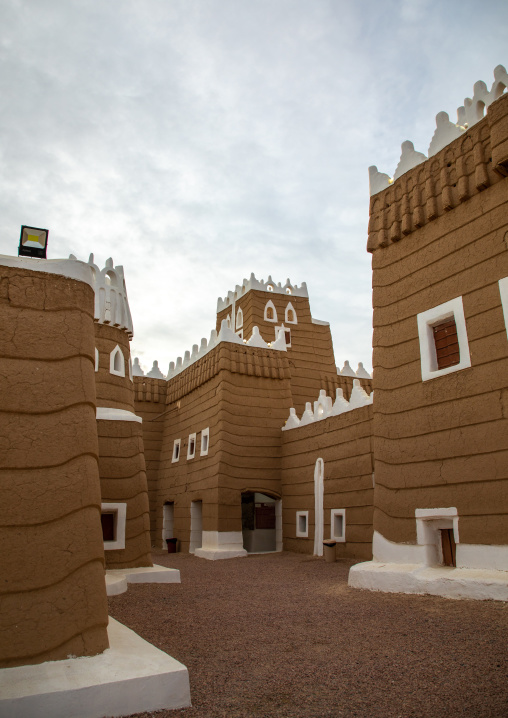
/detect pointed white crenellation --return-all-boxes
[132,357,145,377]
[271,328,287,351]
[247,326,269,348]
[282,408,300,431]
[331,388,350,416]
[82,253,134,337]
[147,360,165,379]
[299,402,315,427]
[348,379,373,410]
[217,319,244,345]
[217,273,308,312]
[339,360,356,377]
[356,362,371,379]
[166,361,176,380]
[369,66,508,195]
[314,389,333,421]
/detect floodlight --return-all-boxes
[18,225,49,258]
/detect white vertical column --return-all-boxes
[314,458,324,556]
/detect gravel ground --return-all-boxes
[108,551,508,718]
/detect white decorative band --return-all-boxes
[96,407,142,423]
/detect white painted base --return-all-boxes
[105,572,128,596]
[349,562,508,601]
[0,617,191,717]
[106,565,180,593]
[194,531,248,560]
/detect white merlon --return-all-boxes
[132,357,145,376]
[356,362,371,379]
[217,273,308,313]
[76,254,134,337]
[0,254,95,288]
[96,407,142,423]
[147,360,165,379]
[165,322,286,382]
[339,360,356,377]
[369,66,508,195]
[282,382,373,431]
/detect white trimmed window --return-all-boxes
[236,307,243,329]
[187,433,196,460]
[276,324,291,347]
[416,296,471,382]
[95,347,99,372]
[264,299,277,322]
[296,511,309,538]
[285,302,297,324]
[330,509,346,542]
[101,502,127,550]
[200,427,210,456]
[499,277,508,339]
[172,439,181,463]
[110,345,125,377]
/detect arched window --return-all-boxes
[285,302,297,324]
[264,299,277,322]
[110,345,125,377]
[236,307,243,329]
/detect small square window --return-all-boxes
[417,296,471,381]
[330,509,346,542]
[296,511,308,538]
[101,502,126,550]
[200,427,210,456]
[187,433,196,460]
[172,439,181,463]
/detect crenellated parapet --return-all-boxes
[368,66,508,198]
[217,273,308,313]
[282,381,373,431]
[69,253,134,337]
[367,89,508,253]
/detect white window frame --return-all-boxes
[499,277,508,339]
[285,301,298,324]
[296,510,309,538]
[236,306,243,329]
[187,432,196,460]
[276,324,291,348]
[172,439,181,463]
[200,427,210,456]
[110,344,126,377]
[264,299,278,323]
[101,502,127,551]
[416,296,471,382]
[330,509,346,542]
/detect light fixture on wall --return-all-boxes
[18,225,49,258]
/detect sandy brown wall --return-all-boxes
[281,406,374,560]
[94,323,134,411]
[0,266,109,668]
[98,418,152,568]
[156,342,293,551]
[134,377,167,545]
[370,95,508,546]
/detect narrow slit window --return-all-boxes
[172,439,181,463]
[187,433,196,460]
[433,318,460,370]
[200,428,210,456]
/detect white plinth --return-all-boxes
[194,531,248,560]
[106,564,180,594]
[349,561,508,601]
[0,617,191,717]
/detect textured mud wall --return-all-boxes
[0,265,109,668]
[217,290,348,414]
[370,94,508,546]
[94,323,133,411]
[281,406,374,560]
[134,377,167,546]
[155,342,293,552]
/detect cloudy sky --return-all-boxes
[1,1,506,375]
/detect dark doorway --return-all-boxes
[440,528,456,567]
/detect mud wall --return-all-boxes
[281,405,374,560]
[94,323,134,411]
[0,263,109,668]
[370,94,508,546]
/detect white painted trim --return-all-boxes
[264,299,278,322]
[0,254,95,288]
[296,511,309,538]
[331,509,346,542]
[194,531,248,560]
[313,458,324,556]
[200,427,210,456]
[236,306,243,329]
[416,296,471,381]
[415,507,459,567]
[128,356,133,382]
[101,502,127,551]
[95,348,99,372]
[0,617,191,716]
[456,543,508,571]
[499,277,508,339]
[276,324,291,348]
[96,407,142,423]
[109,344,126,377]
[172,439,181,463]
[285,302,297,324]
[187,433,196,460]
[107,565,181,584]
[372,530,425,563]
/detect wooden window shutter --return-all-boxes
[433,318,460,370]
